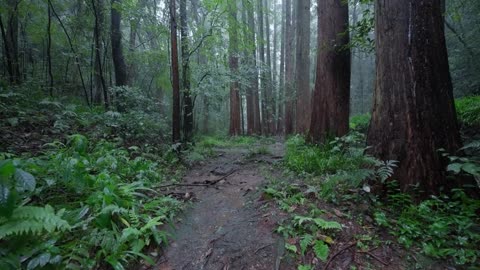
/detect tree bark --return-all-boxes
[111,0,129,86]
[170,0,181,143]
[92,0,109,109]
[47,1,54,95]
[284,0,295,135]
[264,0,275,134]
[309,0,350,143]
[180,0,193,142]
[295,0,311,134]
[228,1,241,136]
[278,0,286,134]
[248,0,262,134]
[2,0,21,84]
[367,0,462,194]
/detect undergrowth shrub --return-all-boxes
[0,135,184,269]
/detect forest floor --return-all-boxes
[151,140,444,270]
[156,140,289,270]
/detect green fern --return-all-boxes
[0,205,70,239]
[313,218,342,230]
[300,234,314,256]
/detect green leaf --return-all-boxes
[298,265,313,270]
[313,240,329,262]
[447,163,462,174]
[0,160,15,178]
[300,234,313,256]
[14,169,36,192]
[285,243,297,254]
[0,184,16,217]
[461,163,480,176]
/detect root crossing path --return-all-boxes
[157,142,288,270]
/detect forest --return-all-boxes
[0,0,479,269]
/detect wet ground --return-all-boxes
[156,142,287,270]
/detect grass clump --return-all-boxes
[284,133,373,176]
[456,95,480,127]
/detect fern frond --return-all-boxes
[0,205,70,239]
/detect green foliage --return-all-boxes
[391,190,480,265]
[455,96,480,127]
[349,113,371,132]
[285,133,372,176]
[266,183,342,266]
[0,135,184,269]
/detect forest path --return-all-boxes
[156,141,288,270]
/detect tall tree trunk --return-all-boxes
[170,0,181,143]
[247,0,261,135]
[284,0,295,135]
[309,0,350,143]
[264,0,275,134]
[111,0,129,86]
[228,1,241,136]
[257,0,268,135]
[49,1,90,106]
[47,1,54,95]
[278,0,286,135]
[243,0,254,135]
[92,0,109,109]
[180,0,193,141]
[3,0,21,84]
[295,0,311,134]
[367,0,461,194]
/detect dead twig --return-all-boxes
[364,251,388,266]
[323,242,356,270]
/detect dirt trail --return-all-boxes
[157,142,288,270]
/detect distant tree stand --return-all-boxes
[367,0,462,195]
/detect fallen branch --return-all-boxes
[323,242,356,270]
[157,169,238,189]
[364,251,388,266]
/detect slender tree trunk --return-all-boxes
[367,0,462,195]
[3,0,21,84]
[46,1,54,95]
[228,1,241,136]
[284,0,295,135]
[180,0,193,141]
[92,0,109,109]
[242,0,254,135]
[257,0,268,135]
[170,0,181,143]
[278,0,286,134]
[309,0,350,143]
[49,1,90,106]
[295,0,311,134]
[248,0,262,134]
[264,0,275,134]
[111,0,129,86]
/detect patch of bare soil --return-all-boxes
[155,142,288,270]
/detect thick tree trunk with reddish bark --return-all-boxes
[309,0,350,143]
[111,0,129,86]
[295,0,311,134]
[170,0,181,143]
[367,0,461,194]
[228,1,241,136]
[284,0,295,135]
